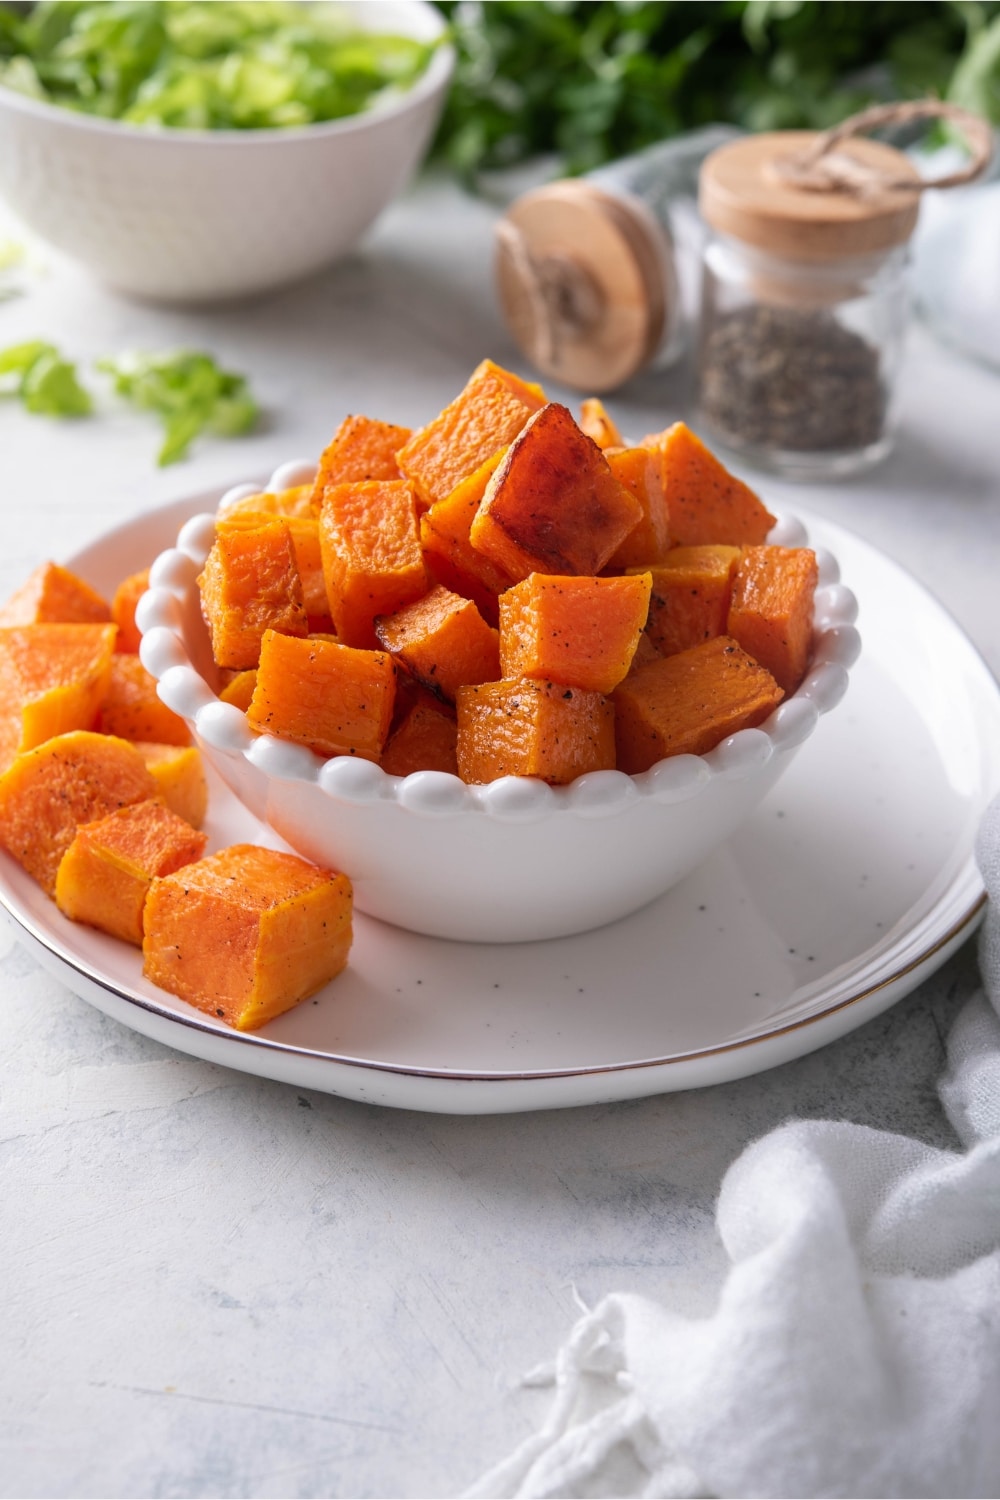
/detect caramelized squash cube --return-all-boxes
[0,622,117,772]
[456,677,615,786]
[55,798,207,945]
[217,484,315,521]
[111,568,150,654]
[133,741,209,828]
[727,545,819,694]
[317,479,427,649]
[218,668,258,712]
[578,397,624,450]
[218,511,328,625]
[381,689,458,777]
[0,730,156,894]
[470,403,643,580]
[604,447,671,569]
[0,562,111,628]
[418,451,514,625]
[142,844,353,1031]
[310,414,412,508]
[499,572,652,694]
[396,359,545,509]
[643,422,775,546]
[642,545,741,657]
[198,519,307,670]
[375,586,500,704]
[247,630,395,762]
[613,636,784,772]
[98,653,192,746]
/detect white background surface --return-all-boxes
[1,170,999,1498]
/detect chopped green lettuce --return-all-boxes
[0,1,435,130]
[0,339,92,416]
[97,348,258,465]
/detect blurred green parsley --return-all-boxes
[0,339,92,416]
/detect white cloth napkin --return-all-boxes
[470,796,1000,1500]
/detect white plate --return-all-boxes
[2,495,998,1114]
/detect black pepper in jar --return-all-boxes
[700,304,887,455]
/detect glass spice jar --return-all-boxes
[696,130,924,479]
[494,126,741,394]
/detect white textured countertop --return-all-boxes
[1,171,998,1499]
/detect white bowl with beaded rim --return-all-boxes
[0,1,453,303]
[137,460,861,942]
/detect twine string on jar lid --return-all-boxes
[773,99,995,198]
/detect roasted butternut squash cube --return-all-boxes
[55,798,207,945]
[578,397,624,450]
[133,741,209,828]
[142,844,353,1031]
[499,572,652,694]
[613,636,784,772]
[642,422,775,546]
[111,568,150,654]
[218,511,329,625]
[317,479,427,649]
[396,359,546,509]
[641,545,741,658]
[727,545,819,694]
[418,450,514,625]
[98,652,192,746]
[470,403,643,581]
[218,668,258,712]
[375,586,500,704]
[311,414,412,507]
[247,630,395,762]
[217,483,315,521]
[0,561,111,628]
[0,621,117,772]
[0,730,157,894]
[381,688,458,777]
[198,519,307,670]
[456,677,615,785]
[604,447,671,569]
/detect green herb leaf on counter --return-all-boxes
[0,1,436,130]
[96,349,259,465]
[0,339,92,416]
[430,0,1000,179]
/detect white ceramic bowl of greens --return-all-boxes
[0,0,453,302]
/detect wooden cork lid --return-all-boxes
[495,181,671,392]
[699,131,923,261]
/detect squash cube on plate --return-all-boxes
[218,510,329,627]
[98,652,192,746]
[641,545,741,658]
[642,422,775,546]
[396,358,546,509]
[0,729,156,894]
[111,568,150,654]
[218,668,258,712]
[317,479,427,649]
[198,519,307,670]
[247,630,395,762]
[375,585,500,704]
[613,636,784,772]
[0,561,111,628]
[55,798,207,945]
[142,843,353,1031]
[470,403,643,581]
[133,741,209,828]
[499,572,651,695]
[456,677,615,786]
[217,484,315,521]
[727,545,819,694]
[604,447,672,569]
[0,621,117,772]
